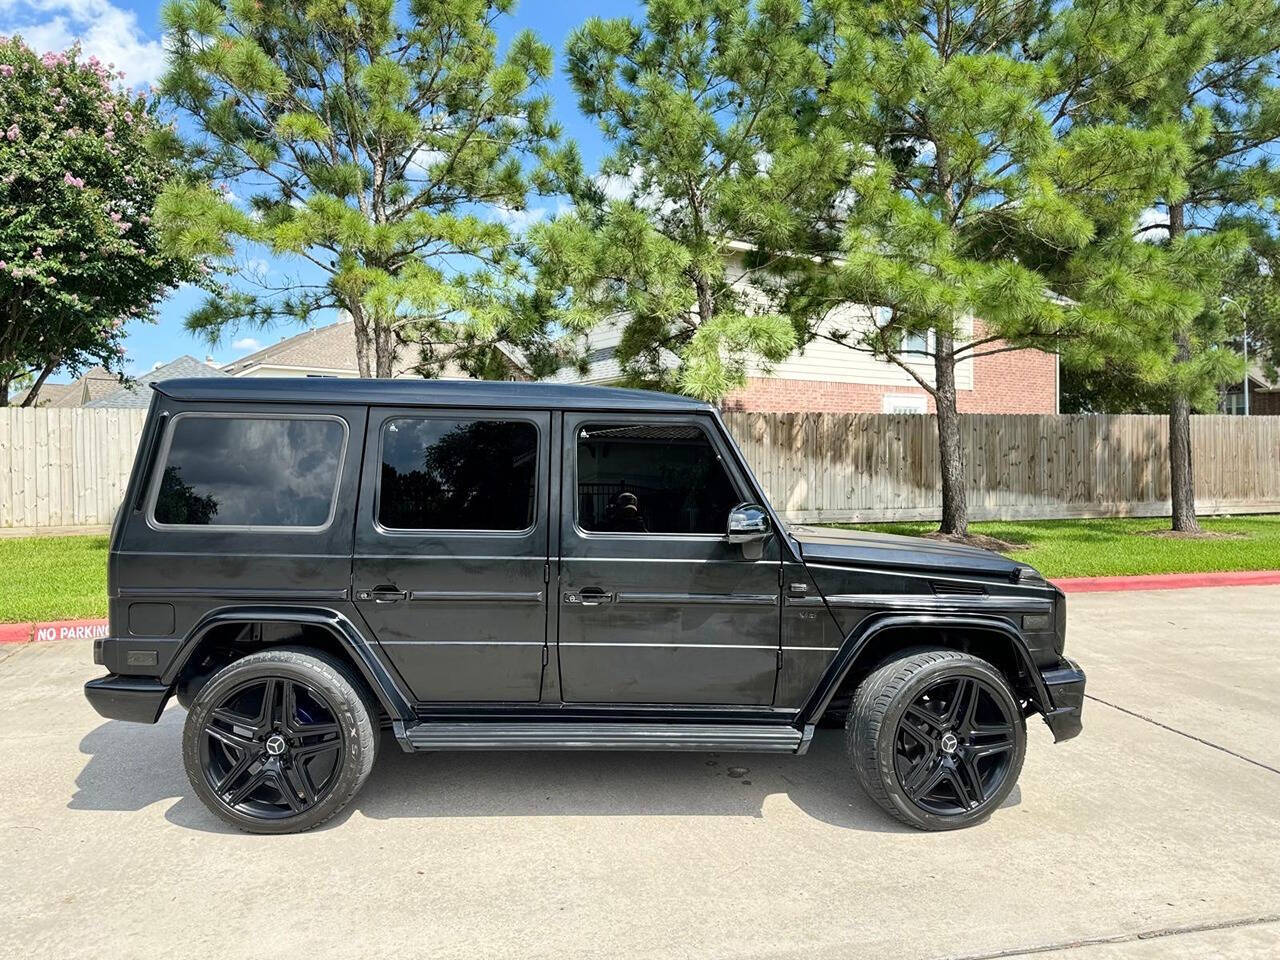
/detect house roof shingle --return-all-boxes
[86,355,226,408]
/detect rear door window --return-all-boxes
[377,417,539,531]
[151,414,347,529]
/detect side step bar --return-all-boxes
[397,721,805,753]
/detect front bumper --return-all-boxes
[84,674,171,724]
[1039,658,1086,742]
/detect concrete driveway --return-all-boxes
[2,586,1278,960]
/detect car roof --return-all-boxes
[152,377,715,413]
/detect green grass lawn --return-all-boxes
[0,534,110,623]
[1,516,1278,622]
[837,515,1280,579]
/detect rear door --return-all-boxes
[352,406,551,703]
[556,413,781,705]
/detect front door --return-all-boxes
[556,413,781,705]
[353,407,551,702]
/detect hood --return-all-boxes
[788,525,1025,579]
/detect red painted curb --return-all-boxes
[0,622,33,644]
[0,618,108,644]
[1055,570,1280,593]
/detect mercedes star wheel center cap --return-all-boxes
[940,732,959,754]
[265,733,288,757]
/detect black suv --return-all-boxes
[85,378,1084,833]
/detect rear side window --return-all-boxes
[152,415,346,528]
[576,422,740,535]
[378,418,538,531]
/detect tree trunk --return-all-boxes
[347,304,372,378]
[19,361,57,408]
[373,321,395,378]
[1166,202,1199,533]
[1169,338,1200,533]
[0,378,9,407]
[935,333,968,536]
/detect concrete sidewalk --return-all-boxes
[2,587,1278,960]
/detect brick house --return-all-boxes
[545,310,1059,415]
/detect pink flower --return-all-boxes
[63,172,84,188]
[4,124,18,141]
[0,65,13,78]
[103,128,114,140]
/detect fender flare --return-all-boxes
[797,612,1051,727]
[161,604,415,721]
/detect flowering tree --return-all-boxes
[0,38,203,405]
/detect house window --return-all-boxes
[1223,391,1247,415]
[873,306,930,355]
[883,395,928,414]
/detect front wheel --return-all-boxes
[846,649,1026,831]
[182,647,377,834]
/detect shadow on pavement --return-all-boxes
[69,715,1018,835]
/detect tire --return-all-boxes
[182,647,378,834]
[845,648,1026,831]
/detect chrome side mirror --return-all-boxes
[727,503,771,559]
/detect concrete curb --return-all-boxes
[0,618,109,644]
[1055,570,1280,593]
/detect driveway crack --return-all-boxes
[934,913,1280,960]
[1085,693,1280,778]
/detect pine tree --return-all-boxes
[776,0,1191,537]
[1106,0,1280,532]
[157,0,572,378]
[530,0,854,396]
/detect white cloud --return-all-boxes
[493,203,548,232]
[232,337,262,352]
[1136,206,1168,242]
[0,0,167,86]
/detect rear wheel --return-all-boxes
[182,647,377,834]
[846,649,1026,830]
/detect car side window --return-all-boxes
[576,421,741,535]
[377,417,538,531]
[151,414,347,529]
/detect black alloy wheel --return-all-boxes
[845,649,1027,830]
[183,647,377,833]
[893,675,1018,816]
[199,676,343,820]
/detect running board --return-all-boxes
[396,721,805,753]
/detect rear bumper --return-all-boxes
[1039,658,1086,742]
[84,674,172,724]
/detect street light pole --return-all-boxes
[1221,296,1248,415]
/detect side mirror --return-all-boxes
[727,503,771,559]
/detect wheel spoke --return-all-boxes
[282,760,316,806]
[953,754,985,808]
[211,705,254,729]
[272,771,305,813]
[293,739,341,763]
[905,704,945,735]
[902,753,945,801]
[213,751,257,796]
[944,678,975,728]
[281,682,298,736]
[225,768,269,807]
[205,723,255,754]
[256,678,281,730]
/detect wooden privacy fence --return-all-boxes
[0,408,147,529]
[724,412,1280,522]
[0,407,1278,530]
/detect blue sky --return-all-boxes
[0,0,635,377]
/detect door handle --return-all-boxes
[564,588,614,606]
[357,585,407,603]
